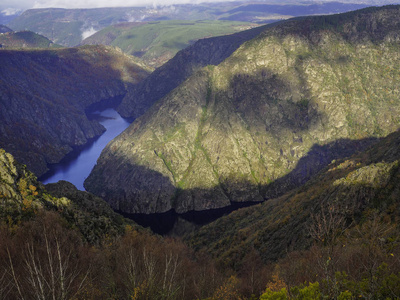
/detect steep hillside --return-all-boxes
[86,6,400,215]
[0,149,135,244]
[0,30,60,48]
[0,25,12,33]
[185,128,400,264]
[81,20,257,68]
[117,23,270,119]
[0,45,149,177]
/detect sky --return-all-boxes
[1,0,240,14]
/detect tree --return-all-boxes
[4,211,93,299]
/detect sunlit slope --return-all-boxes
[85,6,400,214]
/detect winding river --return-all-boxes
[39,108,257,234]
[40,108,130,190]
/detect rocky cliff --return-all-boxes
[85,6,400,214]
[0,45,149,176]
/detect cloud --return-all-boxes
[0,0,34,10]
[81,27,98,40]
[31,0,234,9]
[1,8,23,15]
[0,0,253,13]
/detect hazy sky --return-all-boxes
[1,0,242,13]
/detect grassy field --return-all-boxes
[82,20,257,68]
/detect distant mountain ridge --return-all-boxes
[0,25,12,33]
[80,20,257,68]
[85,6,400,215]
[0,30,60,48]
[8,2,369,47]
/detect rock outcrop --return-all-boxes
[0,45,149,176]
[85,6,400,214]
[0,148,136,244]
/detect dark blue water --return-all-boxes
[40,109,130,190]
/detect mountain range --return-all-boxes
[7,2,368,47]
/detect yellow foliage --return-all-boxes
[212,276,244,300]
[29,185,38,196]
[265,273,287,292]
[22,197,33,211]
[130,281,148,300]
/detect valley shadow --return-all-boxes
[108,137,379,236]
[261,136,379,199]
[227,69,319,133]
[85,94,125,116]
[118,200,260,235]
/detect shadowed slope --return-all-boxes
[0,45,149,176]
[185,129,400,265]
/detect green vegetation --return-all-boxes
[0,31,61,49]
[8,3,369,50]
[8,7,134,46]
[3,130,400,296]
[0,148,133,243]
[83,20,257,68]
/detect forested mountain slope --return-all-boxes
[0,45,149,176]
[86,6,400,215]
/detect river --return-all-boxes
[38,108,257,235]
[39,108,130,190]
